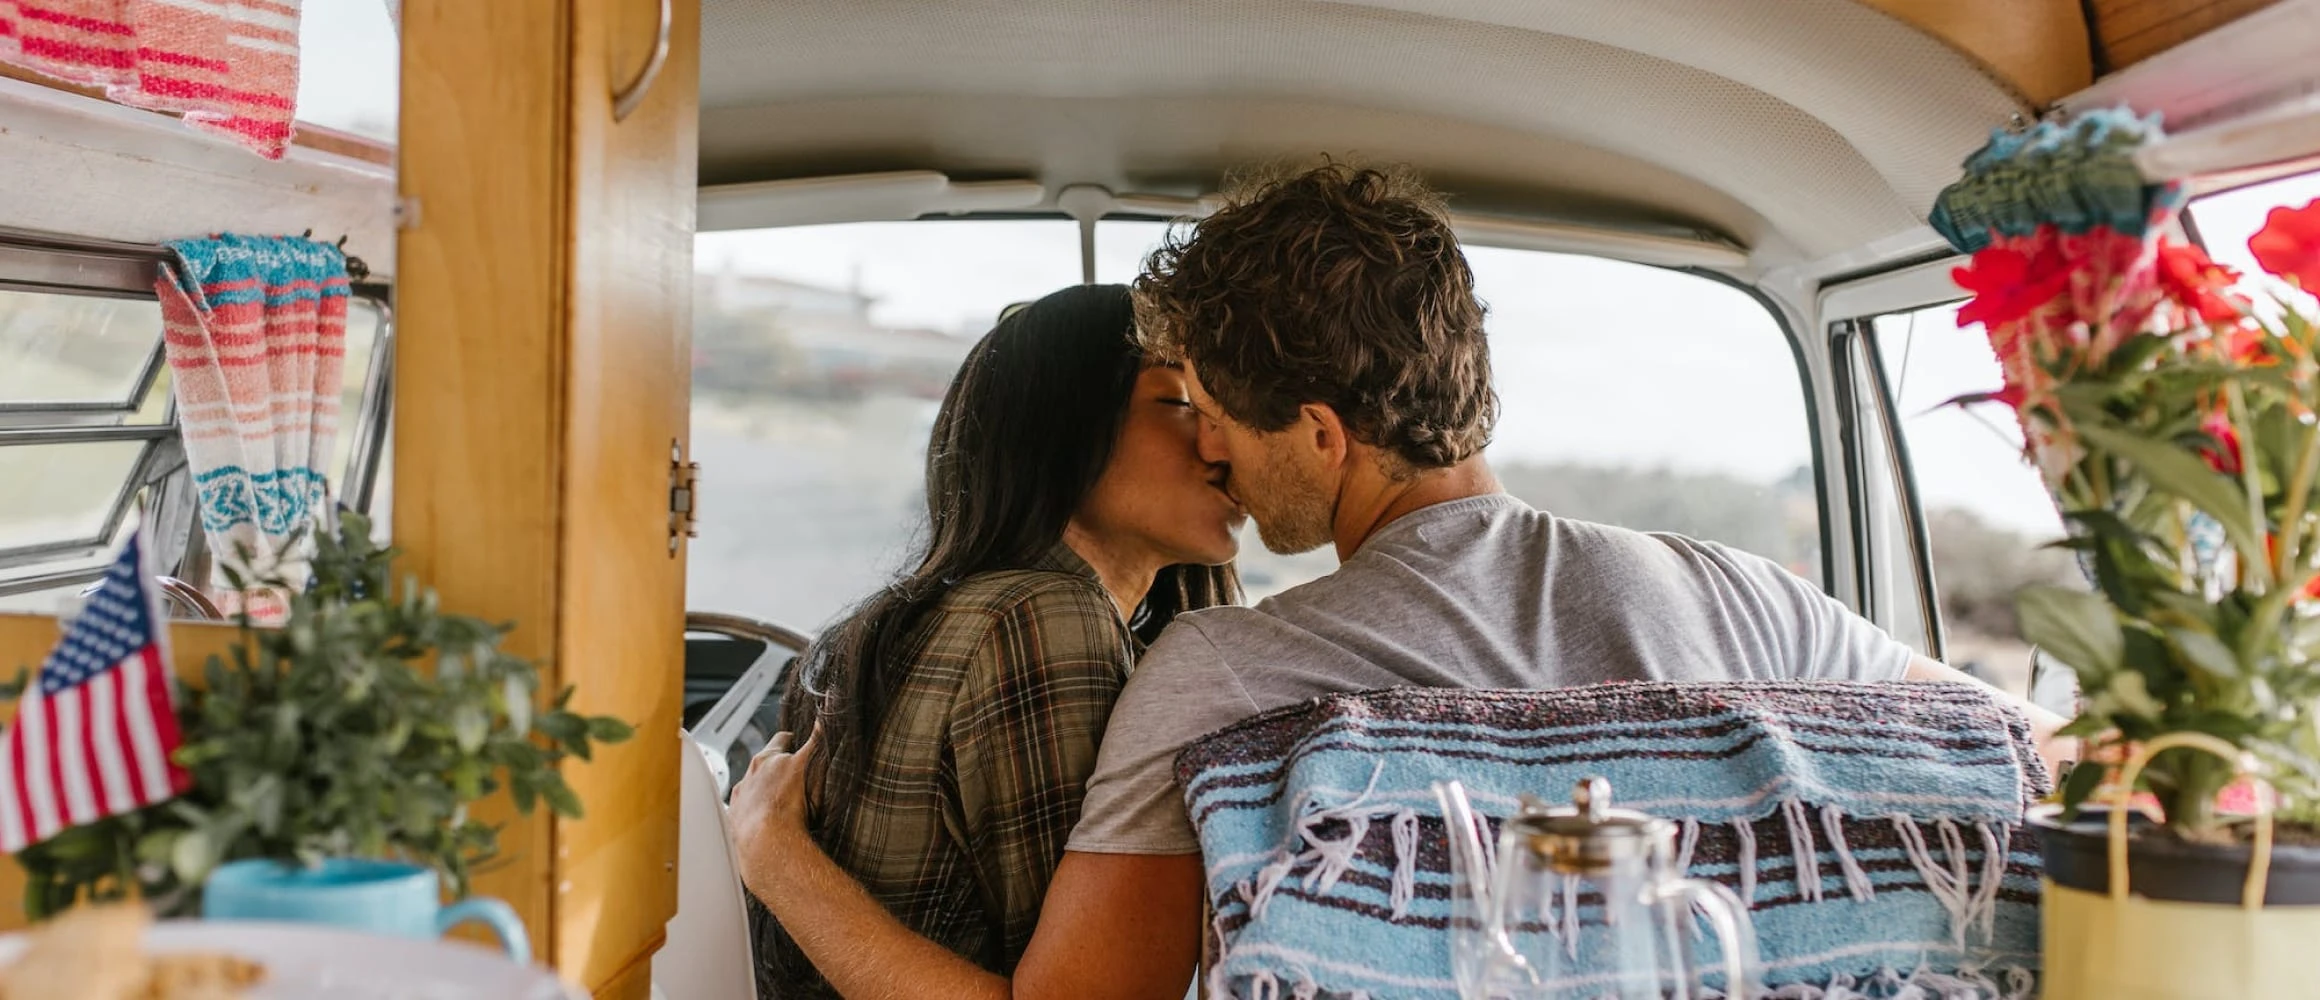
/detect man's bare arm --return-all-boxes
[1903,655,2072,778]
[729,731,1205,1000]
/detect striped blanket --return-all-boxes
[0,0,304,158]
[1177,683,2049,999]
[156,233,349,583]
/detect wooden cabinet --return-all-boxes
[397,0,697,994]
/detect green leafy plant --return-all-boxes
[1956,199,2320,842]
[9,512,633,919]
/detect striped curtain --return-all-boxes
[0,0,304,159]
[156,234,350,587]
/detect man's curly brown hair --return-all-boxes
[1132,162,1496,473]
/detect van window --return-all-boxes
[2188,169,2320,310]
[0,292,166,410]
[1861,302,2085,699]
[690,221,1080,630]
[690,221,1825,627]
[295,3,400,142]
[0,276,393,613]
[0,281,171,613]
[1102,225,1823,601]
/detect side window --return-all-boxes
[1859,302,2085,701]
[295,2,400,142]
[0,249,392,616]
[2187,169,2320,307]
[689,221,1080,630]
[0,280,171,613]
[1471,248,1821,581]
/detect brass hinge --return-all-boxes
[669,440,699,554]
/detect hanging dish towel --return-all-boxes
[156,233,350,585]
[0,0,304,159]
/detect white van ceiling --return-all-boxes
[699,0,2033,277]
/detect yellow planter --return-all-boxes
[2041,878,2320,999]
[2036,733,2320,1000]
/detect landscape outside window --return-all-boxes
[1870,304,2082,695]
[689,220,1822,634]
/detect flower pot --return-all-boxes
[201,858,531,963]
[2030,735,2320,999]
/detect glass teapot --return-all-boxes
[1432,777,1758,1000]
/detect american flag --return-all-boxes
[0,528,190,852]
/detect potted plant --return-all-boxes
[1954,193,2320,996]
[6,512,633,920]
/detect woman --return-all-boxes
[750,284,1245,997]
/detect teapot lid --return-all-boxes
[1510,777,1672,872]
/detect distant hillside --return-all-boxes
[1495,461,1819,577]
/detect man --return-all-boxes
[729,162,2066,1000]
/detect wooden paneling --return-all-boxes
[1866,0,2093,105]
[2090,0,2285,71]
[400,0,694,993]
[0,6,692,993]
[553,0,696,992]
[397,0,573,952]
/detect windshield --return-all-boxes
[689,219,1822,630]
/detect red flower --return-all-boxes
[2200,408,2243,476]
[2221,323,2274,366]
[2250,200,2320,291]
[2155,241,2244,323]
[1954,233,2073,330]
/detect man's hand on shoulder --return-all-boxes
[727,726,821,901]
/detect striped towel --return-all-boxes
[156,233,349,584]
[1178,682,2049,999]
[0,0,304,159]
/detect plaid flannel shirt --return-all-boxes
[755,545,1138,998]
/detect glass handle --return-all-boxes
[1660,878,1758,1000]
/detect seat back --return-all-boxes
[653,728,759,1000]
[1175,682,2050,1000]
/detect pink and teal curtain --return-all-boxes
[156,234,350,585]
[0,0,305,159]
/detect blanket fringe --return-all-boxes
[1707,964,2037,1000]
[1783,799,1823,903]
[1216,785,2024,1000]
[1214,964,2038,1000]
[1822,804,1875,902]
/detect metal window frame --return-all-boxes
[0,227,395,601]
[341,292,395,514]
[0,229,178,576]
[1817,254,1964,662]
[1850,315,1949,661]
[0,243,168,418]
[0,423,176,574]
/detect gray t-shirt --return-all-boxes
[1066,493,1916,854]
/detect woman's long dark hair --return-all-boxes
[781,283,1240,817]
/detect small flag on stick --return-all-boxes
[0,526,190,852]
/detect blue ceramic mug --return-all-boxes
[201,858,531,964]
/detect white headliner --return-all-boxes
[700,0,2031,279]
